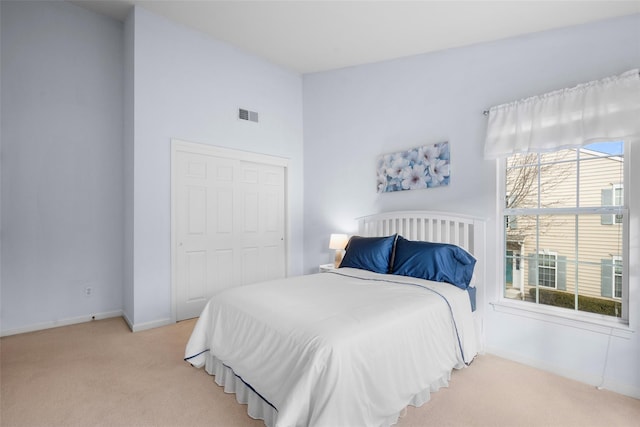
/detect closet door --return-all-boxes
[173,142,287,321]
[235,161,286,286]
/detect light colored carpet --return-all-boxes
[1,317,638,427]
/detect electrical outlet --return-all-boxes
[84,287,92,297]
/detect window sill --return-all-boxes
[489,299,634,339]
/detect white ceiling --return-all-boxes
[72,0,640,74]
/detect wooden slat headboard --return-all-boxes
[357,211,486,289]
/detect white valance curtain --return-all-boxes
[484,69,640,159]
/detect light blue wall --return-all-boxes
[1,1,124,333]
[126,7,304,328]
[303,14,640,397]
[0,2,304,334]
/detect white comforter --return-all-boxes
[185,267,477,427]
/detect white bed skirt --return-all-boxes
[203,353,453,427]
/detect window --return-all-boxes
[613,256,623,299]
[602,183,624,225]
[614,184,624,224]
[613,184,624,206]
[538,252,557,288]
[502,141,626,319]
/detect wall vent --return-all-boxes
[239,108,259,123]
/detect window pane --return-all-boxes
[579,142,624,208]
[506,153,539,209]
[575,214,623,317]
[537,215,575,309]
[504,250,520,300]
[504,214,537,301]
[575,262,622,317]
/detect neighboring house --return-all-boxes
[505,147,623,316]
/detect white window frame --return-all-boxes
[492,142,630,333]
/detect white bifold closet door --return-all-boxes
[174,144,286,321]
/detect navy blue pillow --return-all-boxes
[391,236,476,290]
[339,235,397,274]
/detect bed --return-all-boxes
[184,211,485,427]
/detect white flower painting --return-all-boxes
[377,142,450,193]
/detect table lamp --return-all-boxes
[329,234,349,268]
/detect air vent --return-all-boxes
[239,108,259,123]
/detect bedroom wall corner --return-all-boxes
[122,5,135,328]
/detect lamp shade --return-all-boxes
[329,234,349,250]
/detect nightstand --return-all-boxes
[319,263,336,273]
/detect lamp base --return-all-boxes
[334,250,344,269]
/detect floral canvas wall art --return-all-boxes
[377,142,450,193]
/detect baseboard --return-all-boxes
[485,346,640,399]
[604,379,640,399]
[128,317,173,333]
[0,310,123,337]
[122,311,134,332]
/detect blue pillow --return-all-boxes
[391,236,476,290]
[339,235,397,274]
